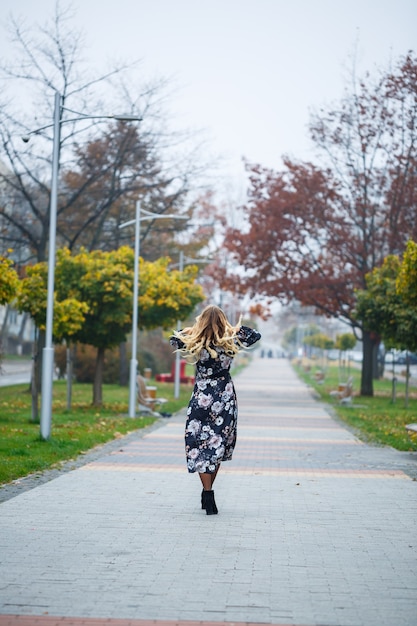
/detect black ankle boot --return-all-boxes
[204,490,218,515]
[202,489,218,513]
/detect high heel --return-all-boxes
[204,490,218,515]
[212,492,218,514]
[202,489,218,513]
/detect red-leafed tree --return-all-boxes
[224,52,417,396]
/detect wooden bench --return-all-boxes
[330,377,353,404]
[405,423,417,438]
[314,371,325,383]
[136,374,168,416]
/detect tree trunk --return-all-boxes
[30,333,39,423]
[36,330,45,393]
[360,330,376,396]
[30,328,45,421]
[17,312,29,351]
[119,341,128,386]
[93,346,105,406]
[405,354,410,409]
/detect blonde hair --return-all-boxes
[174,305,243,359]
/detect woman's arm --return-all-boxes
[236,325,262,347]
[169,335,185,350]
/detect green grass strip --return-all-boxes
[0,378,193,485]
[293,360,417,452]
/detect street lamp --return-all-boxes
[25,90,141,440]
[119,201,188,418]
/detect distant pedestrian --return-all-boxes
[170,305,261,515]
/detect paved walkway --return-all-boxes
[0,357,416,626]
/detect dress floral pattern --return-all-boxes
[170,325,261,473]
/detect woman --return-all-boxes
[170,305,261,515]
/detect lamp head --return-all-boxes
[21,136,30,143]
[112,114,142,122]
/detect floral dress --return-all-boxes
[170,326,261,474]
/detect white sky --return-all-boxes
[1,0,416,196]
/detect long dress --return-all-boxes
[169,325,261,473]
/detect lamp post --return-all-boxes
[26,90,141,440]
[40,91,61,441]
[119,201,188,418]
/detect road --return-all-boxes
[0,359,32,387]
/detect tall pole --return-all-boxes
[40,91,61,440]
[174,251,184,399]
[31,97,141,439]
[128,200,141,418]
[120,209,188,417]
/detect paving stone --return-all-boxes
[0,357,416,626]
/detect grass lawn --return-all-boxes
[4,355,414,487]
[293,359,417,452]
[0,377,193,486]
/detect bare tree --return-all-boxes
[0,2,208,264]
[0,1,211,416]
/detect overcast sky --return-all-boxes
[1,0,416,195]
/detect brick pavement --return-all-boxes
[0,357,416,626]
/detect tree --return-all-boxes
[355,256,415,350]
[394,240,417,407]
[67,247,204,405]
[17,259,89,419]
[19,246,205,406]
[224,52,417,396]
[355,246,417,405]
[304,333,334,351]
[335,333,356,353]
[282,323,320,354]
[335,333,356,380]
[304,332,334,371]
[18,264,88,342]
[355,246,417,353]
[0,256,18,305]
[0,5,199,265]
[0,3,209,400]
[57,121,201,258]
[0,254,19,366]
[397,240,417,311]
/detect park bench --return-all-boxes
[405,423,417,439]
[330,376,353,405]
[137,374,168,416]
[314,370,325,383]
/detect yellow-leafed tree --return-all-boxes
[0,256,19,305]
[18,247,204,406]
